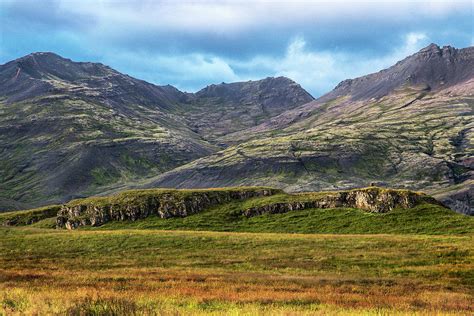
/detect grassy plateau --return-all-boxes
[1,187,473,315]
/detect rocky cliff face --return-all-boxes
[243,188,441,217]
[56,188,279,229]
[433,181,474,215]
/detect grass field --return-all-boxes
[1,189,473,315]
[1,227,473,315]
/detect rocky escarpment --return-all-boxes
[56,187,279,229]
[243,188,441,217]
[56,186,444,229]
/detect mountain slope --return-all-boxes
[223,43,474,141]
[143,44,474,214]
[176,77,313,144]
[0,53,312,211]
[0,53,217,210]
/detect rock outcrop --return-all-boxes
[56,188,279,229]
[1,205,60,226]
[243,187,441,217]
[56,186,444,229]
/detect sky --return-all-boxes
[0,0,472,96]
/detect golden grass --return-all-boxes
[1,228,473,315]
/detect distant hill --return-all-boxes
[0,53,312,210]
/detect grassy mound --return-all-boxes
[3,186,472,234]
[97,196,474,235]
[0,205,60,226]
[65,186,280,208]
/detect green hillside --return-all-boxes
[3,186,472,235]
[97,200,474,235]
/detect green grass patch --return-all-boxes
[0,226,472,314]
[0,205,60,226]
[96,199,474,235]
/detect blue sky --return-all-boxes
[0,0,472,96]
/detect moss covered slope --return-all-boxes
[3,186,471,234]
[94,188,474,235]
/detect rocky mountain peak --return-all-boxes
[0,52,189,106]
[19,51,68,62]
[12,51,114,82]
[419,43,441,53]
[326,43,474,101]
[415,43,460,61]
[195,76,313,101]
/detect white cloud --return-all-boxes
[359,32,429,72]
[104,31,430,96]
[220,32,430,96]
[266,37,343,95]
[406,32,429,49]
[154,54,239,83]
[102,51,239,91]
[54,0,471,35]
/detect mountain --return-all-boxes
[222,43,474,141]
[142,44,474,214]
[177,77,313,144]
[0,52,213,210]
[1,45,472,213]
[0,53,312,211]
[325,43,474,101]
[0,52,187,106]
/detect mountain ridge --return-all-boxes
[140,44,474,214]
[0,45,472,213]
[0,53,313,211]
[222,43,474,141]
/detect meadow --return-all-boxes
[1,189,473,315]
[1,227,473,315]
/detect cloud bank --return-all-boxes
[1,0,472,95]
